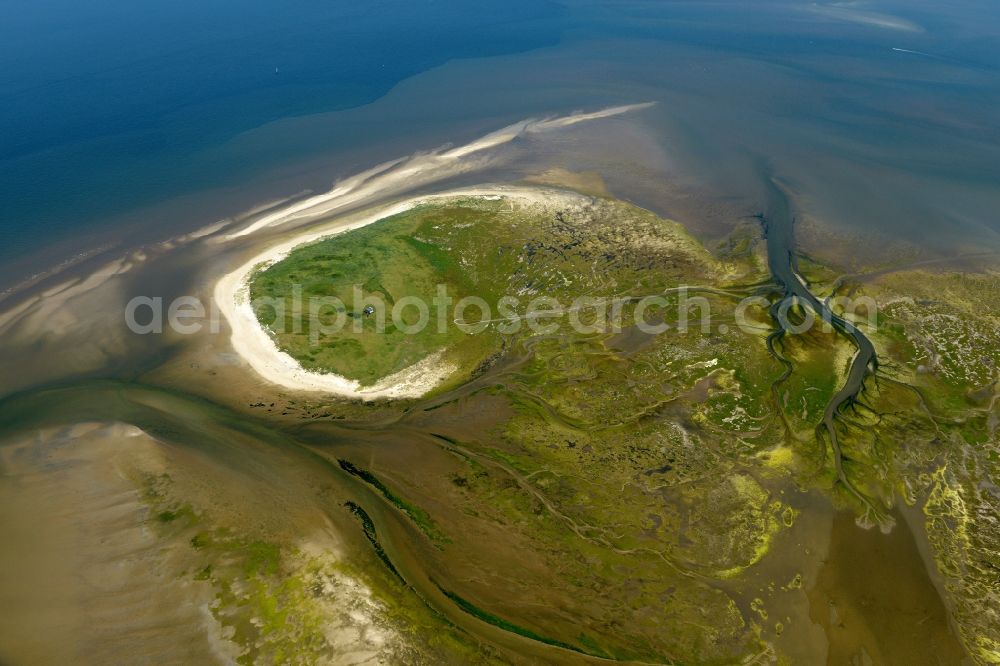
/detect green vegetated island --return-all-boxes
[187,194,1000,662]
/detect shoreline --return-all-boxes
[213,185,592,400]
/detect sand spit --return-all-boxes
[0,255,139,335]
[224,102,653,240]
[214,186,592,400]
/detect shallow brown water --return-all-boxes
[808,511,969,665]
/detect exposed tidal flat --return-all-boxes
[1,115,1000,663]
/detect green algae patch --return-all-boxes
[155,505,195,523]
[436,583,591,655]
[337,459,449,544]
[344,501,403,582]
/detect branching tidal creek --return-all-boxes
[758,183,882,522]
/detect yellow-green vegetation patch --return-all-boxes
[237,197,1000,661]
[136,473,503,665]
[678,474,785,578]
[812,267,1000,657]
[248,194,723,387]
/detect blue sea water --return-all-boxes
[2,0,999,283]
[0,0,562,275]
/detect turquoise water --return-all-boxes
[2,0,999,283]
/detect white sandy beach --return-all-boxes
[213,185,592,400]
